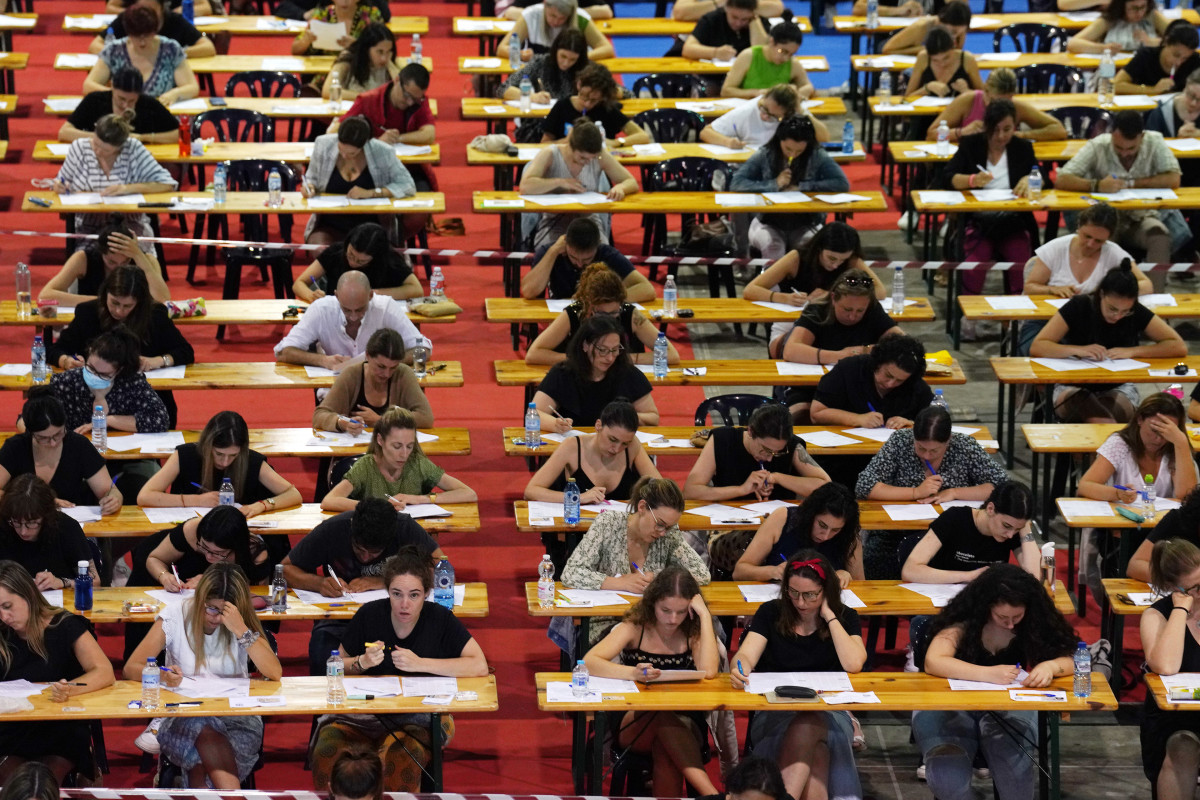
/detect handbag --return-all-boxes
[678,218,735,255]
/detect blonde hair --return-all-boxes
[187,562,263,672]
[0,561,68,673]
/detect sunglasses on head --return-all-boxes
[839,276,873,289]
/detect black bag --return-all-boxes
[678,217,735,255]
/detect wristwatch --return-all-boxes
[375,187,383,197]
[263,497,277,509]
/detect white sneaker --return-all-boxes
[135,718,163,754]
[916,763,926,781]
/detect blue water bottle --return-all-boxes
[564,478,581,525]
[74,560,93,611]
[433,558,455,609]
[842,120,854,154]
[182,0,194,24]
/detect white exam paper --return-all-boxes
[775,362,825,376]
[883,504,938,521]
[344,676,401,697]
[308,19,346,50]
[899,582,966,607]
[143,507,208,524]
[948,670,1028,691]
[917,191,965,204]
[740,499,796,515]
[814,193,871,204]
[1057,499,1116,519]
[843,427,894,442]
[821,691,880,704]
[797,431,860,448]
[61,506,102,523]
[985,296,1037,311]
[402,677,458,697]
[142,365,186,380]
[714,193,766,207]
[762,191,812,204]
[745,672,854,694]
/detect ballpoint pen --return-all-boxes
[924,459,938,476]
[171,564,182,589]
[189,482,205,491]
[1011,691,1060,698]
[327,564,351,598]
[630,562,647,576]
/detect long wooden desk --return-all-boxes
[34,140,441,167]
[854,51,1132,74]
[461,95,845,126]
[62,582,488,622]
[63,14,428,36]
[0,299,456,327]
[830,10,1191,32]
[44,96,439,119]
[0,361,463,391]
[536,670,1114,799]
[22,190,445,215]
[81,502,480,538]
[54,54,433,76]
[459,55,829,76]
[1145,673,1197,710]
[452,15,811,38]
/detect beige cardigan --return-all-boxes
[312,362,434,430]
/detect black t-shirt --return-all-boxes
[710,425,803,501]
[537,361,653,424]
[690,8,767,50]
[340,599,472,673]
[169,443,273,504]
[67,91,178,136]
[0,512,92,579]
[0,432,106,506]
[813,354,934,421]
[317,242,413,293]
[747,598,861,673]
[537,243,635,299]
[543,99,630,141]
[1123,45,1200,93]
[1147,507,1198,546]
[286,509,438,581]
[926,506,1019,573]
[1057,294,1154,349]
[0,613,88,682]
[111,12,204,47]
[795,303,896,352]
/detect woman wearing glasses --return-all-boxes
[1067,0,1169,54]
[0,394,121,514]
[700,84,830,150]
[533,315,659,433]
[0,475,99,592]
[1031,259,1186,424]
[124,562,280,790]
[731,551,866,800]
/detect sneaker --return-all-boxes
[896,210,924,231]
[916,762,926,781]
[973,751,990,780]
[135,718,163,754]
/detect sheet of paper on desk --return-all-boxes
[347,589,388,604]
[172,198,214,211]
[814,193,871,204]
[741,499,796,515]
[348,197,393,207]
[985,295,1037,310]
[393,197,437,209]
[675,101,717,112]
[229,695,286,708]
[900,583,966,607]
[290,587,334,605]
[843,427,894,442]
[1058,499,1116,519]
[1093,188,1178,201]
[41,589,64,607]
[797,431,860,448]
[686,503,750,519]
[309,19,346,50]
[950,425,981,435]
[423,584,465,606]
[257,17,303,30]
[545,682,602,702]
[457,19,499,30]
[59,54,99,68]
[45,142,71,156]
[504,99,554,111]
[1156,497,1182,512]
[641,669,706,683]
[841,588,865,608]
[0,679,48,698]
[797,59,825,69]
[715,193,765,207]
[969,15,1001,27]
[746,672,853,694]
[1060,10,1100,20]
[883,504,938,521]
[752,300,804,313]
[877,102,916,111]
[912,143,958,157]
[543,298,573,313]
[190,15,223,25]
[511,148,539,161]
[142,365,187,380]
[0,363,32,376]
[168,98,209,112]
[262,57,307,71]
[1169,138,1200,152]
[880,298,918,314]
[775,362,824,376]
[740,584,781,602]
[1044,297,1070,309]
[306,197,350,208]
[541,430,585,442]
[763,191,812,204]
[1031,357,1093,372]
[143,507,209,524]
[1125,592,1157,605]
[101,194,145,205]
[464,57,502,68]
[822,691,880,704]
[911,96,953,107]
[145,589,194,606]
[647,438,694,448]
[917,191,965,204]
[948,670,1027,691]
[580,501,621,513]
[58,193,103,206]
[344,676,402,696]
[1140,293,1178,307]
[698,143,749,156]
[308,430,371,447]
[1094,358,1150,372]
[982,51,1022,61]
[167,677,251,699]
[401,503,451,519]
[66,14,116,28]
[45,98,83,112]
[627,143,666,156]
[402,677,459,697]
[521,192,609,206]
[526,500,568,519]
[560,589,630,606]
[1111,94,1154,107]
[303,365,338,377]
[61,506,102,523]
[971,189,1017,202]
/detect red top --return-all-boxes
[345,83,437,190]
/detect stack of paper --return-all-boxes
[1161,674,1200,704]
[985,296,1037,311]
[0,364,32,376]
[714,193,766,207]
[1057,499,1116,519]
[344,676,401,696]
[559,589,631,606]
[814,193,871,204]
[1111,95,1154,107]
[1168,138,1200,152]
[899,582,967,607]
[402,677,458,697]
[0,679,49,698]
[401,503,452,519]
[745,672,853,693]
[917,191,965,204]
[763,191,812,204]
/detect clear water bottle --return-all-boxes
[15,262,30,320]
[1073,641,1091,698]
[842,120,854,155]
[329,73,342,106]
[524,401,541,448]
[142,657,161,711]
[74,560,93,611]
[564,478,581,525]
[430,266,445,297]
[930,388,949,412]
[537,553,555,609]
[182,0,194,24]
[433,558,455,609]
[891,265,905,314]
[572,659,590,696]
[213,163,227,205]
[936,120,950,157]
[30,334,46,384]
[271,564,287,613]
[267,168,282,207]
[218,477,235,506]
[326,651,345,706]
[411,33,422,64]
[1143,474,1157,521]
[653,332,669,379]
[520,76,533,113]
[91,404,107,453]
[510,36,523,70]
[1028,166,1042,202]
[663,274,678,318]
[866,0,879,28]
[1041,542,1056,595]
[1098,50,1115,107]
[877,70,892,104]
[105,25,115,46]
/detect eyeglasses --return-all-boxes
[757,102,784,122]
[32,431,65,446]
[648,506,671,532]
[754,440,786,458]
[402,86,425,105]
[590,344,624,357]
[204,604,224,616]
[197,540,232,561]
[84,364,116,381]
[8,519,40,531]
[784,586,822,603]
[1102,301,1135,319]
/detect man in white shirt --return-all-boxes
[274,270,430,371]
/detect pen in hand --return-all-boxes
[327,564,351,598]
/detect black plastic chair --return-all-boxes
[191,108,275,144]
[993,23,1068,53]
[224,70,313,140]
[694,393,775,426]
[633,108,705,143]
[630,73,706,99]
[1013,63,1085,93]
[1050,106,1114,139]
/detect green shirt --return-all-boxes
[743,45,792,90]
[345,450,445,500]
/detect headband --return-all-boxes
[790,559,826,580]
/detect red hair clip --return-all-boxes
[790,558,826,580]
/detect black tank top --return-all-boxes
[919,51,971,97]
[618,626,697,670]
[549,436,640,498]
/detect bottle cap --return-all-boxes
[1041,543,1055,558]
[77,560,88,568]
[1146,474,1154,482]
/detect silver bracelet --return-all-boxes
[237,630,261,649]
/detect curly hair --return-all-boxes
[775,549,844,640]
[782,483,860,569]
[870,332,927,379]
[621,565,702,640]
[573,262,626,314]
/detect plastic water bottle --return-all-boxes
[510,36,523,70]
[219,477,235,506]
[182,0,194,23]
[519,76,533,113]
[15,262,30,320]
[1073,642,1091,698]
[877,69,892,104]
[1168,383,1185,401]
[537,553,555,609]
[329,73,342,106]
[524,401,541,448]
[411,34,422,64]
[572,659,590,696]
[936,120,950,157]
[142,658,161,711]
[105,25,115,47]
[1098,50,1115,107]
[326,651,345,706]
[430,266,445,297]
[663,274,678,318]
[91,404,107,453]
[1028,166,1042,202]
[267,168,282,207]
[930,389,949,412]
[891,265,905,314]
[30,334,46,384]
[271,564,287,613]
[653,332,669,379]
[1143,474,1157,521]
[213,163,227,205]
[564,478,581,525]
[842,120,855,155]
[434,557,455,609]
[1041,542,1056,595]
[74,560,93,611]
[866,0,879,29]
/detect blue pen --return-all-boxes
[110,473,122,486]
[189,481,205,491]
[309,276,319,290]
[631,561,647,576]
[736,659,744,677]
[1113,484,1131,492]
[924,459,938,476]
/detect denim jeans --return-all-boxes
[912,709,1038,800]
[751,709,862,800]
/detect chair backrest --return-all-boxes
[630,73,705,99]
[224,70,302,98]
[632,108,705,143]
[993,23,1067,53]
[693,393,774,426]
[1049,106,1114,139]
[1013,63,1084,93]
[192,109,275,143]
[646,156,735,192]
[223,159,298,192]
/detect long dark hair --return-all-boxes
[767,115,817,180]
[775,549,844,641]
[197,411,250,497]
[96,264,153,341]
[622,565,703,641]
[783,483,860,569]
[1102,0,1157,23]
[338,22,394,88]
[1115,392,1187,473]
[796,221,863,292]
[927,563,1078,666]
[195,505,254,573]
[544,27,588,88]
[564,314,630,381]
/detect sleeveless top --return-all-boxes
[1104,17,1156,51]
[919,51,971,97]
[327,164,376,194]
[618,626,697,670]
[963,90,988,128]
[743,46,793,90]
[549,436,640,498]
[355,381,390,415]
[562,303,645,354]
[534,146,607,246]
[79,247,109,297]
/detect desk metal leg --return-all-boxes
[429,713,444,791]
[1006,383,1017,469]
[590,707,607,792]
[572,711,587,793]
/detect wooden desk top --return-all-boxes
[81,502,480,538]
[991,356,1200,386]
[0,53,29,69]
[515,499,970,532]
[831,10,1198,32]
[63,14,427,36]
[526,578,1072,616]
[0,12,35,31]
[45,96,439,118]
[460,96,846,119]
[913,187,1200,214]
[451,16,811,36]
[34,140,441,166]
[459,55,829,75]
[961,294,1200,322]
[494,357,965,387]
[474,190,889,215]
[1145,673,1200,710]
[534,671,1116,712]
[484,296,934,325]
[0,95,19,115]
[0,361,463,392]
[0,298,457,327]
[501,424,996,457]
[12,675,497,722]
[22,191,446,215]
[63,583,488,622]
[1024,423,1200,454]
[854,52,1131,72]
[871,93,1154,117]
[893,138,1192,164]
[1102,578,1157,617]
[55,54,432,75]
[468,141,867,166]
[1054,497,1163,529]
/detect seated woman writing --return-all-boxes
[293,222,420,304]
[924,68,1066,144]
[312,329,434,433]
[905,26,984,104]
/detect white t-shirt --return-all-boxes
[1029,234,1133,294]
[710,100,778,148]
[158,597,249,679]
[1097,432,1195,499]
[521,5,592,49]
[984,151,1008,190]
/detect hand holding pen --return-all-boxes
[731,658,751,689]
[634,661,662,682]
[188,482,222,507]
[1112,484,1139,504]
[324,564,352,599]
[860,402,885,429]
